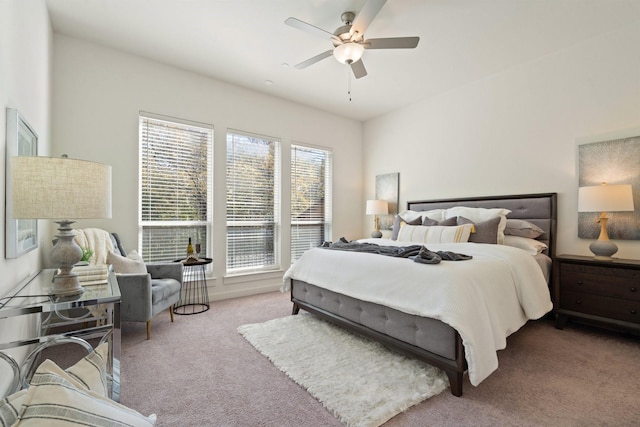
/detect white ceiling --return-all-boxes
[45,0,640,122]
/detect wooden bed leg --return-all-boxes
[292,303,300,315]
[446,370,463,397]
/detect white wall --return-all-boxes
[363,21,640,260]
[52,35,363,300]
[0,0,52,397]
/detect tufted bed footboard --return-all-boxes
[291,280,467,396]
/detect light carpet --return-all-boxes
[237,313,448,427]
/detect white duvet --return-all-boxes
[282,238,553,386]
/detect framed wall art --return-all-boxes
[375,172,399,231]
[5,108,38,258]
[578,134,639,240]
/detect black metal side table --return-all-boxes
[173,257,212,315]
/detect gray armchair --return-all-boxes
[110,233,182,340]
[73,229,182,340]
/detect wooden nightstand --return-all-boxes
[553,254,640,333]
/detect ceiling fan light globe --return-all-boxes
[333,42,364,64]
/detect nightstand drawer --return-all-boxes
[560,268,640,301]
[560,290,640,324]
[560,262,640,278]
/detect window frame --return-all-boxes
[225,129,281,274]
[290,143,333,263]
[138,111,213,263]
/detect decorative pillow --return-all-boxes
[390,215,422,240]
[391,209,447,240]
[0,389,28,427]
[127,249,143,261]
[0,344,109,425]
[503,235,548,255]
[15,359,156,426]
[107,250,147,274]
[422,216,457,226]
[65,342,109,397]
[396,209,446,223]
[445,207,511,244]
[504,219,545,239]
[456,216,500,244]
[397,224,474,244]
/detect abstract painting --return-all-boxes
[375,173,399,231]
[578,135,639,240]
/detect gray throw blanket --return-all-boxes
[320,238,472,264]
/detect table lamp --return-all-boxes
[366,199,389,238]
[578,182,634,260]
[11,155,112,296]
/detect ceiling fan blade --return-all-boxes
[363,37,420,49]
[351,0,386,38]
[285,17,341,44]
[294,50,334,69]
[350,59,367,79]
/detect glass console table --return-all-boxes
[0,269,121,401]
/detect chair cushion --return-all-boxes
[151,278,181,305]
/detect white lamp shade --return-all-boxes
[333,42,365,64]
[366,199,389,215]
[578,184,634,213]
[11,156,112,220]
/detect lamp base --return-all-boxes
[49,220,84,296]
[370,230,382,238]
[588,239,618,261]
[51,272,85,296]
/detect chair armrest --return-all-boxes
[115,273,153,322]
[146,262,183,285]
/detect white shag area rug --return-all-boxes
[238,313,448,427]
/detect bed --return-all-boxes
[283,193,557,396]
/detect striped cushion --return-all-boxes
[65,342,109,397]
[0,389,27,427]
[15,359,155,426]
[397,224,474,244]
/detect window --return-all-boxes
[139,113,212,262]
[291,144,332,262]
[226,131,280,272]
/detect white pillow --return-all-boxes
[503,235,548,255]
[107,250,147,274]
[445,207,511,244]
[397,224,474,244]
[398,209,446,223]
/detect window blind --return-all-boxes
[291,144,332,262]
[139,113,212,262]
[226,131,280,272]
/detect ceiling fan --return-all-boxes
[285,0,419,79]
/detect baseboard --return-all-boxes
[208,283,282,302]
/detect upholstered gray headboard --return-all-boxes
[408,193,557,258]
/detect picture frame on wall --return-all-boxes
[375,172,399,231]
[5,108,39,258]
[578,134,639,241]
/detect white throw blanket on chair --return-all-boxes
[73,228,114,265]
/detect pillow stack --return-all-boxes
[390,207,548,254]
[0,343,157,426]
[391,206,511,244]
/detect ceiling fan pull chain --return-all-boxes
[348,68,352,101]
